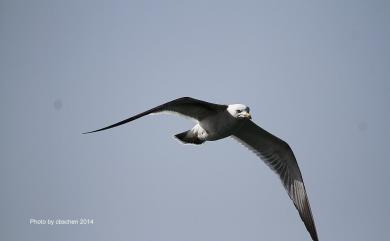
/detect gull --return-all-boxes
[84,97,319,241]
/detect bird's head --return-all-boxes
[227,104,251,120]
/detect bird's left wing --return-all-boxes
[232,120,319,241]
[83,97,227,134]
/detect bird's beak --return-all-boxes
[242,112,252,119]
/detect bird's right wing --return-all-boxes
[83,97,227,134]
[232,120,319,241]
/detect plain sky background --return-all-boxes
[1,1,390,241]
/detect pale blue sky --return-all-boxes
[1,1,390,240]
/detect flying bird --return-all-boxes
[84,97,319,241]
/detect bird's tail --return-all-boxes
[174,130,205,145]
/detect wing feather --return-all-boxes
[233,120,319,241]
[83,97,226,134]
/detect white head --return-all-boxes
[227,104,251,119]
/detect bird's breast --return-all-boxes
[199,112,240,141]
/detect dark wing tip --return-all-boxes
[81,108,157,135]
[82,128,106,134]
[309,225,319,241]
[305,216,319,241]
[292,181,319,241]
[82,130,95,134]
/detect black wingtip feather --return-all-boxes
[82,130,96,134]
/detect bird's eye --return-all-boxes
[237,110,242,113]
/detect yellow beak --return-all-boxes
[242,112,252,119]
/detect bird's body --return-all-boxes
[191,110,241,142]
[84,97,319,241]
